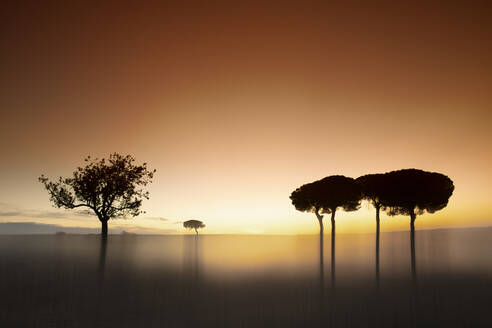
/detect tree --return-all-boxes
[356,173,388,287]
[356,173,389,232]
[382,169,454,231]
[382,168,454,284]
[39,153,155,238]
[183,220,205,234]
[290,175,361,235]
[290,175,361,288]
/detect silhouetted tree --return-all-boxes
[356,173,388,287]
[382,169,454,231]
[289,179,327,296]
[39,153,155,239]
[356,173,389,232]
[183,220,205,234]
[290,175,361,235]
[383,168,454,284]
[290,175,361,288]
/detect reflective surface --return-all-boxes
[0,228,491,327]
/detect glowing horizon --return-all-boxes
[0,2,491,235]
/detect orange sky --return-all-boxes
[0,1,491,234]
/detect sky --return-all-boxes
[0,1,491,234]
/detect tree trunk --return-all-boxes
[101,219,108,239]
[194,228,198,235]
[315,211,325,318]
[318,216,324,267]
[330,210,336,289]
[317,214,324,241]
[315,211,324,290]
[410,211,417,286]
[376,205,380,288]
[330,210,336,235]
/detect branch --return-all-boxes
[70,203,96,210]
[111,203,140,212]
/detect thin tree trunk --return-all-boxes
[409,211,418,327]
[315,211,324,322]
[330,210,336,289]
[410,212,417,286]
[318,217,324,273]
[101,219,108,239]
[195,228,198,235]
[376,205,380,289]
[316,212,324,291]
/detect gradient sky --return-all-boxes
[1,1,491,234]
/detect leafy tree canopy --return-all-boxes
[183,220,206,229]
[183,220,205,234]
[356,173,389,209]
[39,153,155,222]
[290,175,361,215]
[382,169,454,217]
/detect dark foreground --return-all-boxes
[0,228,491,327]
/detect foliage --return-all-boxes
[183,220,205,233]
[381,169,454,217]
[356,173,389,210]
[290,175,361,216]
[39,153,155,222]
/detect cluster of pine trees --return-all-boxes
[290,168,454,286]
[290,168,454,236]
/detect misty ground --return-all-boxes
[0,228,491,327]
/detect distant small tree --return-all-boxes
[382,169,454,232]
[183,220,205,234]
[290,175,361,235]
[39,153,155,238]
